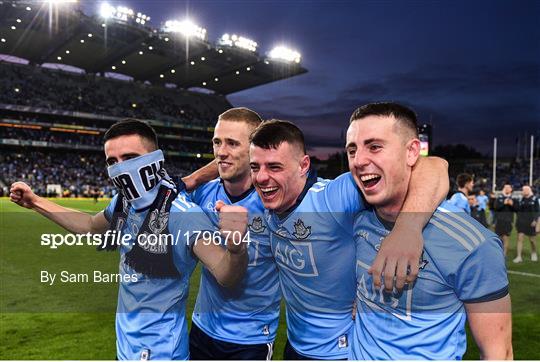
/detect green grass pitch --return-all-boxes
[1,198,539,359]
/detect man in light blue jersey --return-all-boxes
[10,119,249,360]
[476,189,489,227]
[448,173,474,214]
[346,102,512,360]
[186,108,280,360]
[249,120,449,360]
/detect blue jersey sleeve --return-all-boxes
[449,193,470,214]
[103,194,119,222]
[452,236,509,303]
[188,180,214,205]
[170,193,216,246]
[168,194,216,271]
[322,172,365,213]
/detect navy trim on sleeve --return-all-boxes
[104,207,112,222]
[176,177,187,192]
[462,285,509,304]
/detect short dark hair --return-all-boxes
[103,119,158,150]
[249,119,306,154]
[349,102,419,138]
[456,173,473,188]
[219,107,262,128]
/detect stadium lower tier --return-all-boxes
[0,149,206,197]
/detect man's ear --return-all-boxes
[299,154,311,176]
[406,138,421,167]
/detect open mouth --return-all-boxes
[360,174,381,189]
[260,186,279,198]
[218,162,233,169]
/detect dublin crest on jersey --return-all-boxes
[292,219,311,239]
[249,216,267,233]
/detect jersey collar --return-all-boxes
[219,178,255,204]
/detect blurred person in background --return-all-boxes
[468,191,482,224]
[476,189,489,227]
[494,183,516,257]
[513,185,539,263]
[448,173,474,214]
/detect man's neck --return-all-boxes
[375,206,400,223]
[458,187,469,196]
[223,175,253,197]
[374,182,409,224]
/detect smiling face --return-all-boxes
[249,141,310,213]
[104,134,153,166]
[346,115,420,217]
[212,120,253,183]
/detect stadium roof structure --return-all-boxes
[0,0,307,95]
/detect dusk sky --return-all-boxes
[82,0,540,158]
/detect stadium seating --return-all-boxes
[0,61,227,197]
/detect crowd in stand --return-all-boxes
[449,159,540,192]
[0,151,202,198]
[0,61,229,127]
[0,127,103,147]
[0,126,212,153]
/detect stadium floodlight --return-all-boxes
[268,46,301,63]
[163,19,207,41]
[218,33,257,52]
[45,0,78,4]
[99,3,148,25]
[99,3,115,19]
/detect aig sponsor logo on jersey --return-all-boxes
[272,234,319,277]
[356,260,412,321]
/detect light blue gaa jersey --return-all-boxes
[477,194,488,211]
[104,192,214,360]
[187,178,281,344]
[448,192,471,214]
[265,171,364,359]
[350,201,509,360]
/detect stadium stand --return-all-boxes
[449,159,540,192]
[0,0,307,198]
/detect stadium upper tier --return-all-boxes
[0,61,229,128]
[0,0,307,94]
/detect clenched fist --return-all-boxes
[215,200,248,255]
[10,182,38,209]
